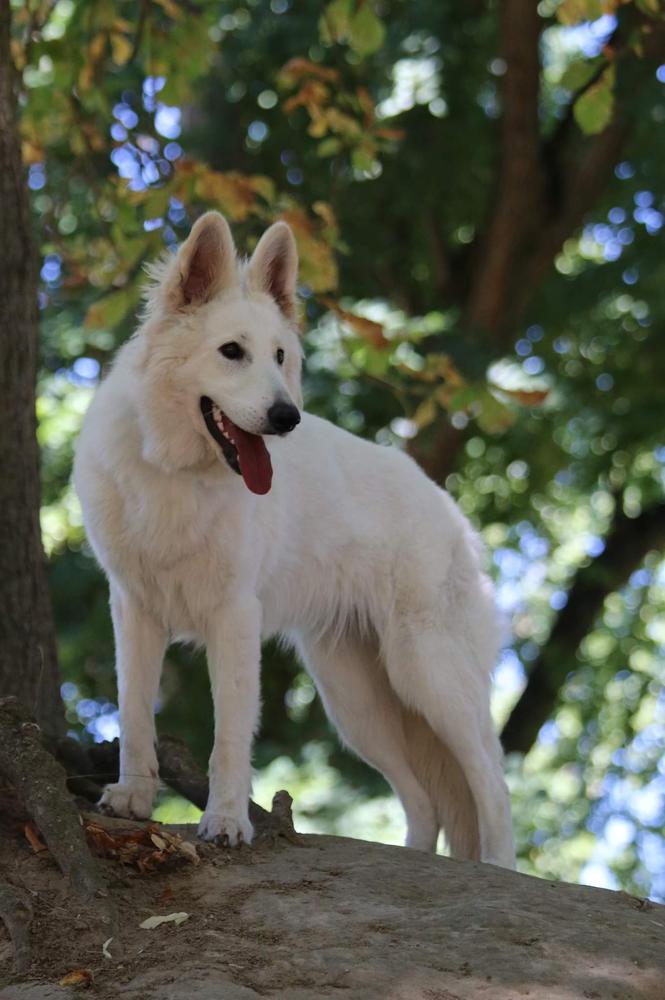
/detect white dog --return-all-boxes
[73,212,515,866]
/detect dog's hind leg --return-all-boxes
[382,617,515,868]
[297,632,439,851]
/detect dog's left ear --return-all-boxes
[177,211,238,307]
[247,221,299,326]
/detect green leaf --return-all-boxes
[475,389,515,435]
[84,288,135,330]
[560,56,604,93]
[348,3,385,57]
[317,136,342,157]
[556,0,605,26]
[319,0,353,45]
[412,396,438,430]
[573,65,615,135]
[351,146,375,172]
[635,0,662,15]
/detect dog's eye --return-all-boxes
[219,342,244,361]
[276,348,285,366]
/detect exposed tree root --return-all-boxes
[0,698,118,973]
[0,702,300,976]
[0,698,105,903]
[52,732,302,845]
[0,880,32,973]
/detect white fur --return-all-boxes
[73,212,515,865]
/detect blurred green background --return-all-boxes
[14,0,665,899]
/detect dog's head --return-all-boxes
[138,212,303,493]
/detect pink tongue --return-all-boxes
[226,418,272,495]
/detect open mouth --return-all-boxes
[200,396,273,495]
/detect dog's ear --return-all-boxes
[246,221,299,325]
[174,212,238,308]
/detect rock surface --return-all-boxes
[1,828,663,999]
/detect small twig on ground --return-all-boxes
[0,880,32,973]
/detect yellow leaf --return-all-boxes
[280,209,338,292]
[194,170,273,220]
[283,80,330,115]
[153,0,183,18]
[11,38,25,70]
[78,34,107,90]
[21,139,44,165]
[89,32,108,62]
[321,297,388,347]
[497,387,549,406]
[425,354,465,387]
[312,201,338,236]
[110,32,133,67]
[412,396,438,430]
[279,57,340,87]
[322,107,363,138]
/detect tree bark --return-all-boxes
[502,500,665,754]
[0,698,105,902]
[464,0,544,337]
[0,0,63,734]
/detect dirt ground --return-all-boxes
[1,817,664,1000]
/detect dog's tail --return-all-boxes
[401,704,480,860]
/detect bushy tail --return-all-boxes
[400,704,480,860]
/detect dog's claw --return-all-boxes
[99,780,156,821]
[198,809,253,847]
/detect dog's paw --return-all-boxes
[198,808,253,847]
[99,779,156,820]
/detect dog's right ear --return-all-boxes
[162,212,238,310]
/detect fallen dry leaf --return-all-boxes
[177,840,199,865]
[84,820,198,873]
[140,911,189,929]
[59,968,93,988]
[24,822,48,856]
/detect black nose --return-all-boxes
[267,402,301,434]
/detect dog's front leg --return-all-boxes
[99,586,166,819]
[198,595,261,846]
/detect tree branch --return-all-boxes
[501,500,665,755]
[418,11,665,485]
[54,735,303,845]
[464,0,544,335]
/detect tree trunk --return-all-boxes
[0,0,64,735]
